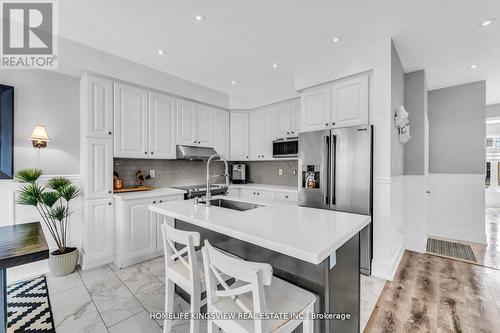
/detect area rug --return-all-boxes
[7,275,55,333]
[426,238,477,262]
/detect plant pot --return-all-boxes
[49,247,78,277]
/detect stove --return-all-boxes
[171,184,228,200]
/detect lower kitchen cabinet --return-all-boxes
[81,198,115,270]
[240,188,276,201]
[114,193,182,268]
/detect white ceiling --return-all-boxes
[59,0,500,105]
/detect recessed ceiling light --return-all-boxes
[272,63,279,68]
[195,14,205,22]
[470,64,478,69]
[231,80,237,85]
[480,18,495,27]
[157,49,166,55]
[332,36,341,43]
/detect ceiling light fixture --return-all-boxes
[231,80,237,85]
[480,18,495,27]
[157,49,165,55]
[195,14,205,22]
[272,63,279,68]
[332,36,341,43]
[470,64,478,69]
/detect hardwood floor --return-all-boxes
[469,207,500,270]
[366,251,500,333]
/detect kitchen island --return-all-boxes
[150,196,371,333]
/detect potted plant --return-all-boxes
[16,168,80,276]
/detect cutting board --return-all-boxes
[113,186,155,193]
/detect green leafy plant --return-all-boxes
[16,168,80,254]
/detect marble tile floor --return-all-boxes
[29,256,386,333]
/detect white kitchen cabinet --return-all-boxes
[300,75,369,132]
[213,109,230,159]
[113,83,149,158]
[249,107,276,160]
[81,198,115,269]
[84,138,113,199]
[148,92,176,159]
[249,110,264,160]
[277,99,300,138]
[301,86,331,131]
[275,191,298,202]
[240,189,276,201]
[177,101,214,147]
[225,188,240,198]
[155,195,178,255]
[331,75,369,127]
[81,74,113,139]
[117,197,157,266]
[230,112,250,160]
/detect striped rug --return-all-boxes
[426,238,477,262]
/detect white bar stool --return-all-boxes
[161,223,204,333]
[202,240,316,333]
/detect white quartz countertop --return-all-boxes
[229,183,297,193]
[149,197,370,265]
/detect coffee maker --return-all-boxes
[232,164,247,184]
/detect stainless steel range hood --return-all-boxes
[176,145,218,161]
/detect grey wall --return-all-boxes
[404,70,427,175]
[391,40,405,176]
[428,81,486,174]
[114,159,298,188]
[0,70,80,175]
[486,103,500,118]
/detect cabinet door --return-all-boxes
[123,198,157,259]
[197,104,214,147]
[177,99,197,145]
[213,109,230,159]
[82,74,113,139]
[277,102,293,138]
[301,86,331,131]
[253,189,276,201]
[230,112,250,160]
[85,138,113,199]
[114,83,149,158]
[331,75,369,127]
[249,110,263,160]
[149,92,176,159]
[261,106,276,160]
[239,189,254,200]
[291,99,301,135]
[83,198,115,267]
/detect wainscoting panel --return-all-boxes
[428,174,486,244]
[404,175,428,253]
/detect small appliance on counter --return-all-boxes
[231,163,247,184]
[113,172,123,190]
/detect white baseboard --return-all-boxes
[372,238,405,280]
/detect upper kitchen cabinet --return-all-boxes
[113,83,149,158]
[277,99,300,138]
[230,111,250,160]
[300,74,369,131]
[331,75,369,127]
[213,109,230,159]
[249,106,276,160]
[148,92,176,159]
[81,74,113,139]
[177,100,214,147]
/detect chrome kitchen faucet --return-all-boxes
[205,154,229,206]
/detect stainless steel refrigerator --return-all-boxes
[298,125,373,275]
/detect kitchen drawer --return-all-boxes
[240,188,275,201]
[226,188,240,197]
[275,192,298,202]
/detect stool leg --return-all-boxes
[207,320,218,333]
[189,291,200,333]
[303,302,314,333]
[163,280,174,333]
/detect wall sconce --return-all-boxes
[29,124,51,148]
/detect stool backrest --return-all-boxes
[161,223,200,287]
[202,240,273,333]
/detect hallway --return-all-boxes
[469,207,500,270]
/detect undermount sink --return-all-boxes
[199,198,264,211]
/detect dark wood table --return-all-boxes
[0,222,49,333]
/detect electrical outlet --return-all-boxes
[278,168,283,176]
[150,170,156,178]
[293,169,297,175]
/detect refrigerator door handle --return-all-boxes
[331,134,337,206]
[323,135,330,205]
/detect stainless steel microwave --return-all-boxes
[273,137,299,158]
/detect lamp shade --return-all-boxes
[29,125,51,142]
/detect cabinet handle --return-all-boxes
[285,195,289,199]
[108,202,112,206]
[286,131,290,134]
[291,131,295,134]
[108,190,112,194]
[246,156,249,158]
[108,131,112,135]
[253,192,256,195]
[153,201,156,204]
[159,200,163,203]
[151,152,154,155]
[144,151,148,155]
[331,122,335,126]
[257,192,260,195]
[198,141,201,144]
[325,123,328,126]
[194,140,197,143]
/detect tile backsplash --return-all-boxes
[113,158,298,188]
